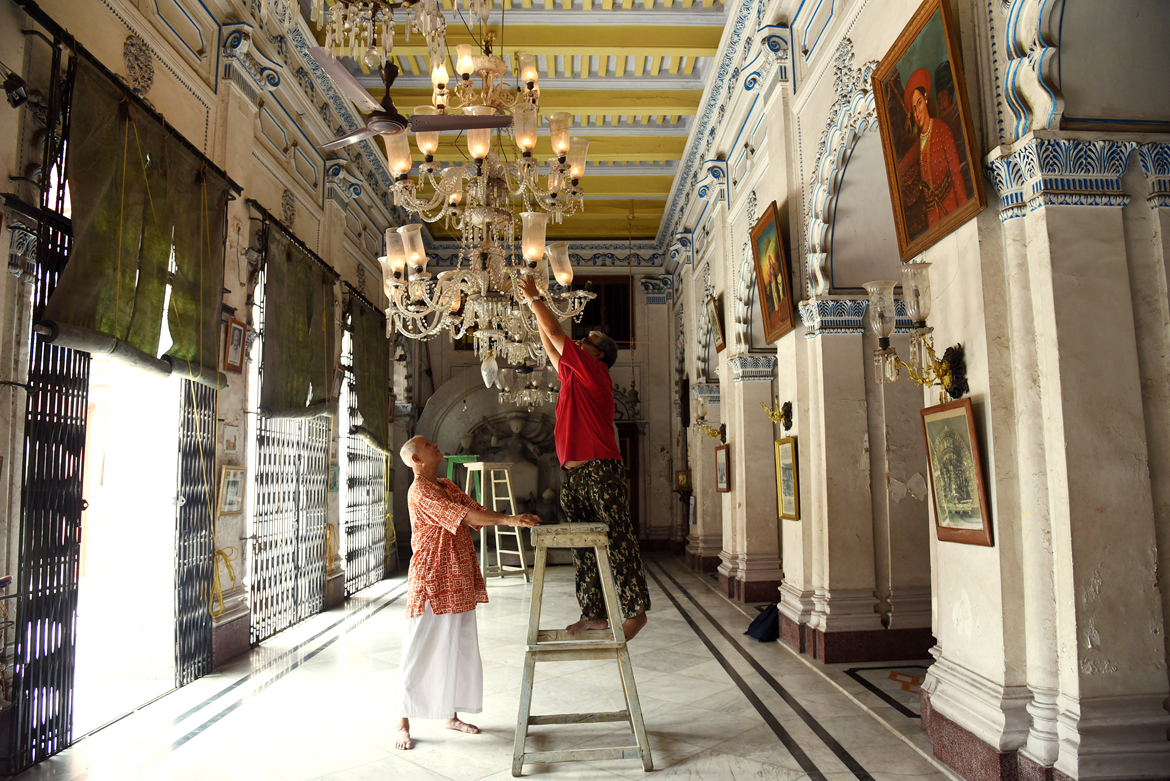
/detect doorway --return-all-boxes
[74,355,181,736]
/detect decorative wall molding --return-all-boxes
[727,353,775,383]
[985,135,1138,214]
[123,34,155,97]
[742,24,791,94]
[923,655,1032,752]
[733,242,756,349]
[640,275,674,305]
[1137,142,1170,208]
[280,188,296,227]
[1003,0,1065,143]
[222,22,283,105]
[668,231,694,274]
[803,38,880,296]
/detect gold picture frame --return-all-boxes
[921,397,992,546]
[872,0,987,261]
[749,201,795,344]
[775,437,800,521]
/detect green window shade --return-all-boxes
[349,294,389,452]
[259,221,337,419]
[42,60,171,374]
[163,141,230,388]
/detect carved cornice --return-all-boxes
[640,275,674,305]
[691,383,721,405]
[697,159,729,204]
[727,354,776,383]
[1138,143,1170,209]
[1003,0,1065,142]
[798,296,912,339]
[986,135,1138,215]
[222,23,283,105]
[325,158,363,203]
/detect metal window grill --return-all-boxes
[6,48,84,774]
[340,324,386,597]
[248,232,328,646]
[174,379,215,687]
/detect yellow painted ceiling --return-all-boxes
[309,0,728,244]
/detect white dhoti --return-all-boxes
[398,601,483,719]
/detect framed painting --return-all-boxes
[674,469,692,492]
[872,0,986,261]
[749,201,795,344]
[775,437,800,521]
[714,444,730,493]
[224,318,246,373]
[706,296,726,353]
[921,397,992,546]
[217,465,246,516]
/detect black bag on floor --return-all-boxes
[744,601,780,642]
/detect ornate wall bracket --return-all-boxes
[667,231,694,275]
[803,38,879,297]
[697,159,730,204]
[985,134,1138,217]
[727,354,776,383]
[222,22,284,105]
[325,158,364,204]
[640,275,674,305]
[1138,143,1170,209]
[742,24,791,96]
[1003,0,1065,142]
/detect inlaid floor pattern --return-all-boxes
[19,556,957,781]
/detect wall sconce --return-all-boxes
[863,263,968,399]
[693,396,726,442]
[761,398,792,431]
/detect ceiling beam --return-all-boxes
[368,24,724,59]
[421,135,685,162]
[382,88,702,115]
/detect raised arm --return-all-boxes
[518,275,567,371]
[464,508,541,528]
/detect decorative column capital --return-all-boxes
[797,296,913,339]
[696,159,729,204]
[726,353,776,383]
[1138,142,1170,209]
[639,274,674,305]
[325,158,363,205]
[986,135,1137,216]
[667,231,693,274]
[691,383,721,405]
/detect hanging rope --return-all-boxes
[210,546,238,619]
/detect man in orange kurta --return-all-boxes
[394,436,540,751]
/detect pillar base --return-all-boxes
[923,690,1024,781]
[325,570,345,610]
[687,551,721,572]
[212,611,250,669]
[778,609,810,653]
[810,626,934,664]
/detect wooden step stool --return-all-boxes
[511,523,652,776]
[462,461,529,582]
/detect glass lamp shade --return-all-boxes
[455,44,474,78]
[513,102,538,153]
[500,367,516,392]
[464,106,496,160]
[431,59,449,88]
[384,131,412,176]
[547,241,573,285]
[481,352,499,388]
[862,280,899,340]
[448,191,463,206]
[520,212,549,266]
[900,262,932,324]
[519,54,539,85]
[566,137,590,179]
[384,229,408,276]
[397,224,428,275]
[413,106,440,157]
[545,112,571,156]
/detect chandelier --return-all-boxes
[497,365,558,410]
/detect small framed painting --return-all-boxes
[775,437,800,521]
[674,469,692,492]
[872,0,986,261]
[921,397,992,546]
[749,201,795,344]
[217,465,246,516]
[706,296,726,354]
[224,318,246,373]
[329,464,340,493]
[714,444,730,493]
[222,424,240,454]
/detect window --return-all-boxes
[570,277,633,347]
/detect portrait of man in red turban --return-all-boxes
[896,67,968,241]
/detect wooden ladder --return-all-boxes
[511,523,652,776]
[463,461,529,582]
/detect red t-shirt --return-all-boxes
[555,339,622,467]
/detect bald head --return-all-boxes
[399,435,427,468]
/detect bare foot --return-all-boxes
[622,612,648,641]
[445,715,480,734]
[566,618,609,635]
[395,718,413,750]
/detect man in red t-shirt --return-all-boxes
[519,275,651,641]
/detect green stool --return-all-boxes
[445,455,481,499]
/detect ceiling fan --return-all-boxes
[308,47,513,151]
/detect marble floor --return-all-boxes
[18,556,957,781]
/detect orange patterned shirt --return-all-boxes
[405,476,488,618]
